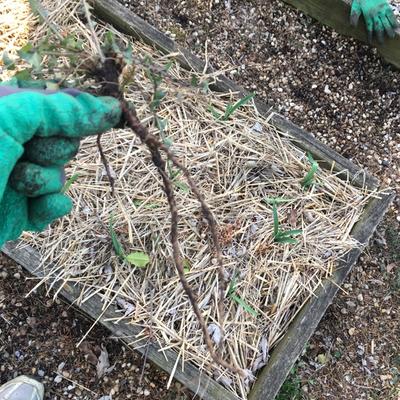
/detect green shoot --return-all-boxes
[62,173,80,193]
[150,89,166,112]
[173,179,190,193]
[109,217,150,268]
[272,202,302,245]
[209,93,255,121]
[190,74,199,86]
[132,199,160,209]
[223,92,255,120]
[109,216,125,261]
[228,275,258,317]
[170,170,190,193]
[301,153,319,189]
[183,259,191,274]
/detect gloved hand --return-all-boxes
[0,80,121,247]
[350,0,399,43]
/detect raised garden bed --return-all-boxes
[2,0,395,399]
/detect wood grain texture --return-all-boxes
[91,0,379,190]
[1,241,240,400]
[282,0,400,69]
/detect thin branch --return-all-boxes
[82,0,105,63]
[97,133,115,195]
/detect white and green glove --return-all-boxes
[350,0,399,43]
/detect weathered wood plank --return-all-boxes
[1,241,239,400]
[281,0,400,69]
[249,191,395,400]
[91,0,379,191]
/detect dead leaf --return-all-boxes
[260,335,269,363]
[243,369,256,390]
[79,341,98,366]
[96,345,115,378]
[251,355,266,373]
[207,323,222,346]
[116,298,135,317]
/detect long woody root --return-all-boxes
[120,101,245,377]
[95,55,244,375]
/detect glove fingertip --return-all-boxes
[350,11,361,26]
[76,93,122,136]
[28,193,72,231]
[98,95,122,130]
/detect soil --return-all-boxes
[0,255,191,400]
[1,0,400,399]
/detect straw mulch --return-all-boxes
[0,0,37,81]
[12,0,382,398]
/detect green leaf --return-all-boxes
[2,51,15,70]
[122,43,133,64]
[104,31,120,53]
[150,90,166,111]
[61,35,83,51]
[18,44,42,71]
[14,69,32,80]
[109,216,125,261]
[183,259,191,274]
[126,252,150,268]
[132,199,159,209]
[163,137,173,148]
[230,294,258,317]
[174,180,190,193]
[208,105,222,120]
[164,60,174,71]
[19,43,33,53]
[263,197,292,205]
[62,173,80,193]
[155,116,167,133]
[301,152,319,188]
[275,235,298,245]
[228,275,237,295]
[272,202,279,237]
[190,74,199,87]
[222,92,255,120]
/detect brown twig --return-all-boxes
[96,133,115,195]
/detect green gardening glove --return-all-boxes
[0,82,121,247]
[350,0,399,43]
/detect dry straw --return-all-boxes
[0,0,37,81]
[7,0,382,398]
